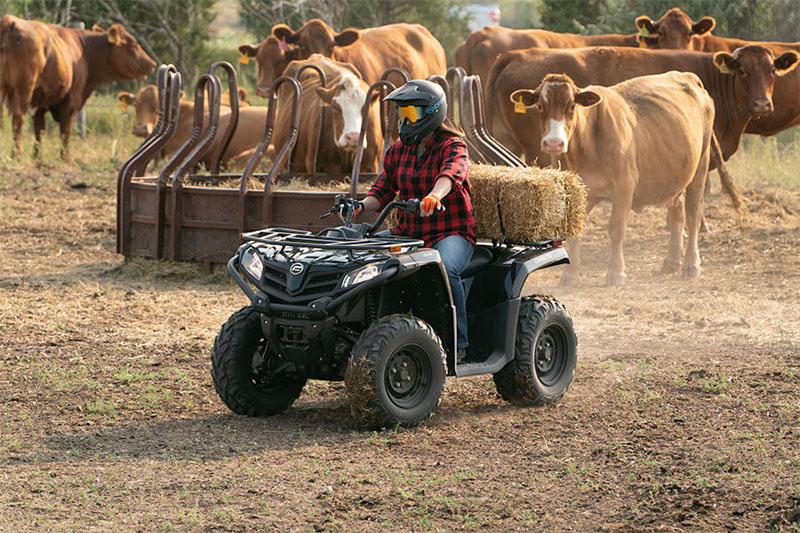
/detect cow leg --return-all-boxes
[57,107,75,160]
[32,108,48,158]
[559,200,595,287]
[662,197,686,274]
[606,188,633,286]
[683,153,710,278]
[11,111,25,155]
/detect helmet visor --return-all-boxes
[397,105,426,124]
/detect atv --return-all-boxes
[211,194,577,428]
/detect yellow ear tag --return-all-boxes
[639,26,650,37]
[514,99,527,114]
[119,101,129,111]
[639,40,648,49]
[239,54,250,65]
[718,63,730,74]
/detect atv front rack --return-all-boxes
[241,228,424,251]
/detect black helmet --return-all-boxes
[383,79,447,146]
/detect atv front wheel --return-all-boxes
[211,306,306,416]
[346,315,446,428]
[494,296,577,406]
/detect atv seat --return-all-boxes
[462,246,494,278]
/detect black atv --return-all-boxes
[211,195,577,428]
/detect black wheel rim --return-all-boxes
[249,337,290,391]
[384,344,431,409]
[534,324,568,387]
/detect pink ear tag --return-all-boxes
[278,38,289,52]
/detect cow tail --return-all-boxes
[709,132,749,223]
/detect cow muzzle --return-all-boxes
[542,138,566,154]
[749,98,773,117]
[132,123,152,137]
[342,132,360,149]
[255,86,270,98]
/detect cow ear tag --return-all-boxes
[638,26,650,37]
[239,54,250,65]
[278,38,289,52]
[718,62,730,74]
[514,99,527,114]
[119,101,129,111]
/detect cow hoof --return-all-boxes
[683,266,701,279]
[700,223,711,234]
[605,273,627,286]
[660,260,681,274]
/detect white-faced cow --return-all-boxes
[271,54,382,174]
[0,15,156,157]
[512,72,715,285]
[238,20,446,97]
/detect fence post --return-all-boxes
[75,22,86,138]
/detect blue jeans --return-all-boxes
[432,235,474,349]
[375,232,473,349]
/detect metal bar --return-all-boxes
[349,80,396,198]
[293,64,327,174]
[206,61,240,174]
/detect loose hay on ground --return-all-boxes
[469,163,587,242]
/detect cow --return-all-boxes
[115,84,269,170]
[635,7,800,137]
[238,20,446,97]
[270,54,383,174]
[456,25,640,86]
[0,15,156,156]
[511,72,715,286]
[117,85,250,137]
[487,46,799,168]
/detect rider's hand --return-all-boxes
[353,200,365,216]
[420,194,442,217]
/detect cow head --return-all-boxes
[101,24,156,80]
[510,74,602,155]
[118,84,158,137]
[635,8,715,50]
[315,72,375,151]
[238,37,302,98]
[272,19,359,59]
[713,45,800,117]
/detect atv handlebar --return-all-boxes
[321,194,444,237]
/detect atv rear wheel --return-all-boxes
[211,306,306,416]
[494,296,577,406]
[346,315,446,429]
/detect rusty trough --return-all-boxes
[116,63,519,265]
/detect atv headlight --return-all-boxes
[241,247,263,280]
[342,263,382,288]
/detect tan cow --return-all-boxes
[238,20,446,97]
[117,84,250,137]
[512,72,714,285]
[271,54,383,174]
[116,84,269,170]
[0,15,156,156]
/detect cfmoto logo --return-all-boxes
[290,263,305,275]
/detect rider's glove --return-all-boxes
[353,200,365,216]
[420,194,442,217]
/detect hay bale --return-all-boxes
[469,164,587,241]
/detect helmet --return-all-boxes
[383,79,447,146]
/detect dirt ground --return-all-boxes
[0,167,798,532]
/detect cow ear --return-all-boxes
[91,24,104,32]
[509,89,539,112]
[692,16,715,36]
[334,29,360,48]
[238,44,258,57]
[180,90,186,100]
[316,86,336,104]
[107,25,123,46]
[775,51,800,76]
[117,92,135,108]
[238,87,249,103]
[575,90,602,107]
[713,52,738,75]
[273,24,297,44]
[635,16,657,37]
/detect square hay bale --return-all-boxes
[469,164,587,241]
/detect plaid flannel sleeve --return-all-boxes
[366,145,398,210]
[436,137,469,192]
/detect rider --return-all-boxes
[359,79,475,363]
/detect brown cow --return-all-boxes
[117,85,250,137]
[0,15,156,156]
[239,20,446,97]
[271,54,382,174]
[511,72,714,285]
[488,46,799,167]
[635,7,800,136]
[115,84,269,169]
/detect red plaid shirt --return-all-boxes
[366,130,475,247]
